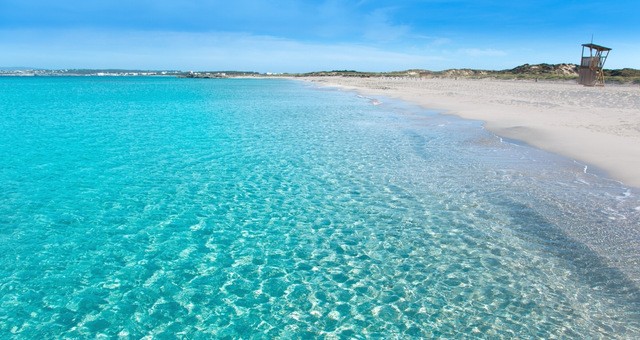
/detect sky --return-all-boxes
[0,0,638,72]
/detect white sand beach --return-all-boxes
[307,77,640,188]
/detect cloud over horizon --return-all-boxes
[0,0,638,71]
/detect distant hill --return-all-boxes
[606,68,640,77]
[505,63,578,76]
[298,64,640,84]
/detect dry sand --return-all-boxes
[306,77,640,188]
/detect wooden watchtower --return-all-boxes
[578,43,611,86]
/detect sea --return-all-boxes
[1,76,639,338]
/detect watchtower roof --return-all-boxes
[582,43,612,51]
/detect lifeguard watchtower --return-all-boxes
[578,43,611,86]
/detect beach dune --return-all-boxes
[308,77,640,188]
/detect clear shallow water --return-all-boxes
[1,77,639,338]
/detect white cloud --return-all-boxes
[7,28,636,72]
[0,28,444,72]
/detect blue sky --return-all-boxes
[0,0,638,72]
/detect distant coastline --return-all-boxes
[2,64,639,83]
[0,68,258,78]
[0,69,182,77]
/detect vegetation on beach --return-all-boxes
[291,64,640,84]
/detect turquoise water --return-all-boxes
[1,77,639,338]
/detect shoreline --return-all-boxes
[303,76,640,189]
